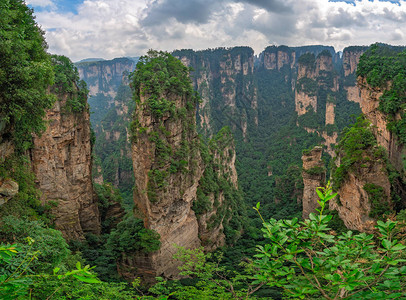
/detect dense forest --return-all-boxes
[1,1,406,299]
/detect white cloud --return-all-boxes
[30,0,406,61]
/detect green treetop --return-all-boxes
[0,0,55,152]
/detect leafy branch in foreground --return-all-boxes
[253,182,406,299]
[0,239,101,300]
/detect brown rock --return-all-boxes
[330,160,391,232]
[31,93,100,240]
[131,87,203,280]
[0,179,18,205]
[302,146,326,219]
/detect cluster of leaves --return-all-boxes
[363,183,391,220]
[296,77,318,96]
[131,50,199,120]
[51,55,89,112]
[107,215,161,258]
[0,0,55,152]
[0,216,102,299]
[253,184,406,299]
[304,165,326,176]
[357,43,406,144]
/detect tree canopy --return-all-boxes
[0,0,55,151]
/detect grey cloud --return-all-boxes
[382,8,406,22]
[327,8,366,28]
[141,0,221,26]
[235,0,292,13]
[231,4,297,37]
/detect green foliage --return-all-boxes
[51,55,88,112]
[298,53,316,67]
[95,183,124,233]
[357,43,406,144]
[0,216,70,274]
[0,154,55,223]
[107,215,161,258]
[363,183,391,219]
[253,184,406,299]
[304,165,326,176]
[297,108,319,128]
[296,77,318,96]
[332,116,380,190]
[131,50,198,120]
[0,241,102,300]
[148,247,263,299]
[325,123,338,136]
[0,0,55,152]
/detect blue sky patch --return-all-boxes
[29,0,85,14]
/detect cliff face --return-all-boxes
[196,127,240,251]
[31,92,100,240]
[261,46,295,70]
[302,146,326,219]
[342,47,368,104]
[330,159,391,232]
[295,52,339,155]
[129,52,244,282]
[130,53,203,280]
[76,58,136,98]
[131,90,202,279]
[295,59,317,116]
[173,47,257,139]
[357,78,406,175]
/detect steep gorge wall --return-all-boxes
[31,92,100,240]
[76,58,136,98]
[357,78,406,175]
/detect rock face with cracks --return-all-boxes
[31,91,100,240]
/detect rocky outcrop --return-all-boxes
[130,52,244,282]
[330,159,391,232]
[131,55,203,280]
[302,146,326,219]
[342,47,366,77]
[0,179,18,206]
[261,46,295,70]
[31,92,100,240]
[343,47,367,103]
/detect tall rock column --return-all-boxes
[131,51,203,280]
[31,56,100,240]
[302,146,326,219]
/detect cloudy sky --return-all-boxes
[27,0,406,61]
